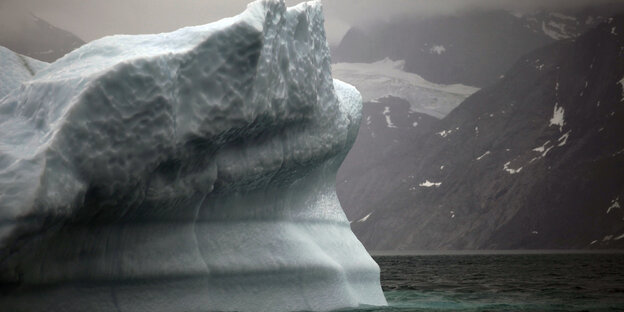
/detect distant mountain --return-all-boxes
[515,3,624,41]
[0,8,84,62]
[518,12,602,41]
[337,17,624,250]
[332,6,624,87]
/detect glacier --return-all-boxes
[331,58,479,118]
[0,0,386,311]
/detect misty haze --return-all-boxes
[1,0,623,311]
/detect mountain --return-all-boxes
[337,96,439,220]
[332,6,624,87]
[0,7,84,62]
[515,3,624,41]
[337,16,624,250]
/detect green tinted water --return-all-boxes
[347,253,624,311]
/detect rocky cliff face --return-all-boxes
[338,16,624,250]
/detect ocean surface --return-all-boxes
[348,252,624,312]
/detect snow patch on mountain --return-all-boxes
[557,131,571,146]
[419,180,442,187]
[429,45,446,55]
[533,141,551,153]
[355,212,373,223]
[549,102,566,131]
[476,151,491,160]
[542,21,573,40]
[382,106,397,128]
[438,129,453,137]
[607,197,621,214]
[550,12,577,22]
[503,161,523,174]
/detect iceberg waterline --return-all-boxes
[0,0,386,311]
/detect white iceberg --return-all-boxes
[0,0,386,311]
[0,46,48,99]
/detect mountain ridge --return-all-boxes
[338,15,624,250]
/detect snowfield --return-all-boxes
[332,58,479,118]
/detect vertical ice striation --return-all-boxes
[0,0,386,311]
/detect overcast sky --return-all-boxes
[1,0,621,45]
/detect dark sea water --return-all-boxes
[350,252,624,312]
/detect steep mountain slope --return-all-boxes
[338,17,624,250]
[0,7,84,62]
[332,6,624,87]
[337,97,438,215]
[515,9,610,41]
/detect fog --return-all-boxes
[0,0,621,45]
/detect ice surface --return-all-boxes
[331,58,479,118]
[0,46,48,99]
[0,1,386,311]
[437,129,454,137]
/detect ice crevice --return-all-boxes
[0,0,386,311]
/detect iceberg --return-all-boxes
[0,46,48,99]
[0,0,386,311]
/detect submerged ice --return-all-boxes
[0,0,386,311]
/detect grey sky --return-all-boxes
[1,0,621,45]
